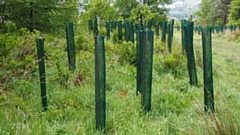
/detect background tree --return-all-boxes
[228,0,240,25]
[114,0,171,24]
[0,0,78,33]
[78,0,118,29]
[194,0,232,25]
[114,0,139,18]
[78,0,172,29]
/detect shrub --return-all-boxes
[117,41,137,66]
[0,22,17,33]
[155,45,187,77]
[75,34,93,51]
[98,28,107,36]
[111,29,118,43]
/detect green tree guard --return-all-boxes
[147,19,152,30]
[139,24,145,31]
[111,21,116,31]
[184,22,198,86]
[161,20,167,43]
[167,23,172,53]
[118,21,122,41]
[202,26,214,112]
[106,22,110,40]
[66,22,76,72]
[198,26,201,34]
[181,20,187,54]
[171,19,175,38]
[130,22,134,43]
[88,19,93,33]
[124,20,129,42]
[177,26,180,31]
[136,30,143,95]
[36,38,48,111]
[110,21,113,32]
[127,21,131,42]
[141,30,154,112]
[233,25,237,31]
[113,21,117,29]
[230,25,233,32]
[94,18,98,36]
[95,36,106,131]
[221,24,224,32]
[155,21,160,36]
[212,26,215,34]
[216,25,219,34]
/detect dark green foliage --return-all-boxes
[228,0,240,25]
[0,0,78,33]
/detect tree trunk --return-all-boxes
[29,2,33,32]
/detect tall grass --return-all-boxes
[0,30,240,134]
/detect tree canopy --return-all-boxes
[194,0,232,25]
[79,0,172,27]
[228,0,240,25]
